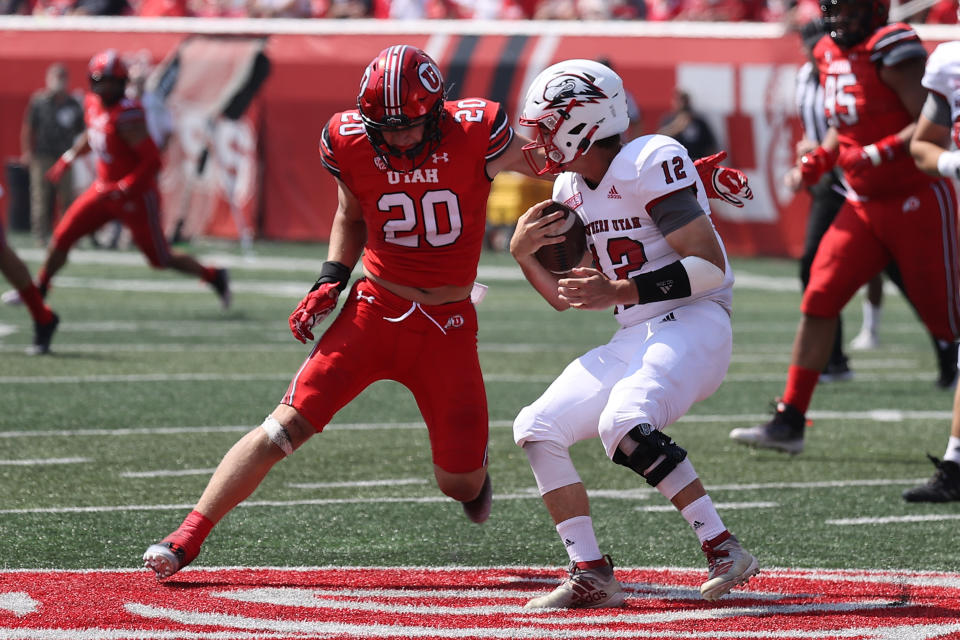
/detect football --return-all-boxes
[534,201,587,274]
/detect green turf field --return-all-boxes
[1,234,957,575]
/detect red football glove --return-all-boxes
[837,134,905,177]
[694,151,754,208]
[289,283,340,343]
[799,145,838,186]
[44,157,70,185]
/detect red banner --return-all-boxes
[0,19,956,256]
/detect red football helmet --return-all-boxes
[820,0,888,48]
[88,49,129,83]
[357,45,446,172]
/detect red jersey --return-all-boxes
[814,23,933,199]
[83,93,155,187]
[319,98,513,288]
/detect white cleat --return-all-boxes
[700,532,759,601]
[524,555,626,609]
[143,542,187,579]
[1,289,22,306]
[849,330,879,351]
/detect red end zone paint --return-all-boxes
[2,566,960,639]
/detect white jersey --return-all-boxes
[922,41,960,132]
[552,134,734,327]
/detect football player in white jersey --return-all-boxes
[509,59,759,608]
[904,39,960,503]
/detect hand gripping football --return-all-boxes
[534,201,587,274]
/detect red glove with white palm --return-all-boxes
[289,283,340,344]
[694,150,754,208]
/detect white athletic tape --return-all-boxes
[261,416,294,456]
[680,255,725,295]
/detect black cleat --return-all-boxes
[903,454,960,502]
[729,401,806,454]
[462,474,492,524]
[210,268,231,309]
[28,312,59,355]
[820,357,853,383]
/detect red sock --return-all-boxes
[782,365,820,414]
[18,285,53,325]
[200,267,217,283]
[162,510,215,563]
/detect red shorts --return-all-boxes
[51,184,171,268]
[804,178,960,341]
[282,277,489,474]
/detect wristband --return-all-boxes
[937,150,960,179]
[631,257,725,304]
[309,260,352,293]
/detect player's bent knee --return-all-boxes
[435,468,485,502]
[612,423,687,488]
[523,439,582,495]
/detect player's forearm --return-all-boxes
[326,214,365,269]
[118,137,161,195]
[515,254,569,311]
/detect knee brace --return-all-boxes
[260,416,294,456]
[612,423,687,487]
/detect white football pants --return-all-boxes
[514,298,732,460]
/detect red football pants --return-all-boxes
[804,178,960,342]
[282,277,489,474]
[51,184,172,267]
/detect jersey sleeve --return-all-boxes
[319,118,341,180]
[115,99,147,129]
[869,23,927,67]
[485,103,514,162]
[922,42,960,98]
[629,136,697,210]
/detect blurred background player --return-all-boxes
[657,88,718,161]
[20,62,84,248]
[142,45,546,579]
[730,0,960,455]
[3,50,229,309]
[904,37,960,502]
[510,59,757,608]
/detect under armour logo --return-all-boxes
[443,314,464,329]
[432,152,449,163]
[356,291,375,303]
[607,185,621,199]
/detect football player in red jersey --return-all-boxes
[731,0,960,454]
[142,45,538,578]
[18,50,230,308]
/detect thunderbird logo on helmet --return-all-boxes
[542,74,606,109]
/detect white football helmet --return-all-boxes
[520,59,630,175]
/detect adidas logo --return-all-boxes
[660,312,677,323]
[564,538,575,547]
[692,520,704,530]
[657,279,674,294]
[607,185,622,199]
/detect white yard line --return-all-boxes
[0,458,90,466]
[827,514,960,525]
[120,468,218,479]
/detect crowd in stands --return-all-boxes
[0,0,955,23]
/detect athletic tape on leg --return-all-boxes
[261,416,294,456]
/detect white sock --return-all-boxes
[862,301,881,334]
[945,436,960,465]
[556,515,602,564]
[679,495,727,543]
